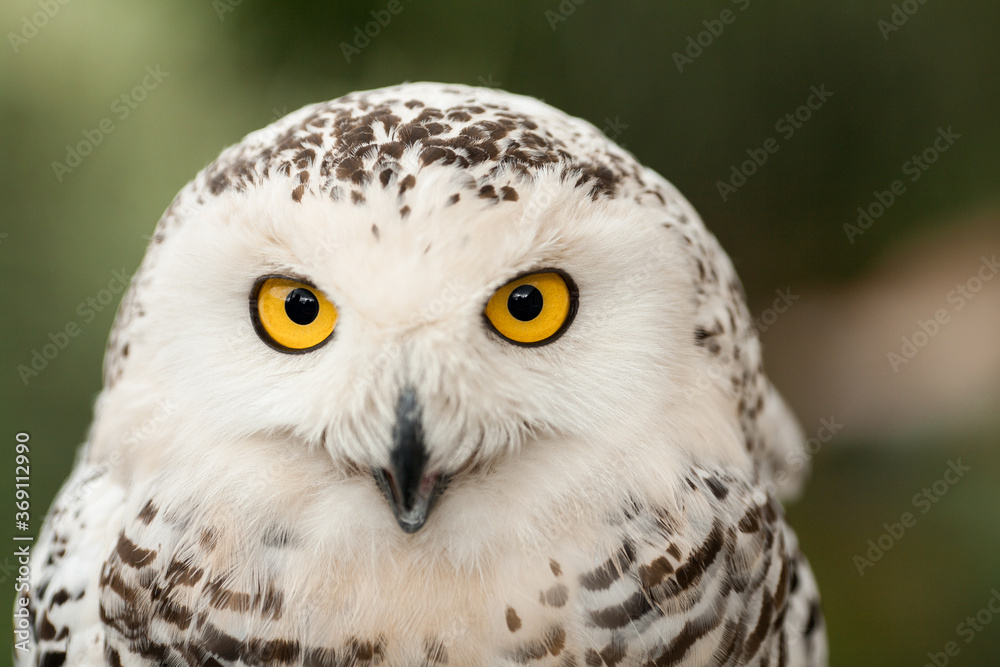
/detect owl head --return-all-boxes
[91,83,804,535]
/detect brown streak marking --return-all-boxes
[137,499,158,524]
[398,174,416,195]
[247,637,301,663]
[199,527,218,550]
[579,540,636,591]
[155,597,193,630]
[165,558,203,587]
[589,589,653,630]
[424,639,448,664]
[544,583,569,607]
[639,556,674,588]
[511,625,567,661]
[742,591,775,659]
[599,637,628,666]
[206,576,251,613]
[114,532,155,568]
[38,611,57,640]
[673,522,724,591]
[506,606,522,632]
[647,613,722,666]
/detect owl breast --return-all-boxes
[90,455,822,666]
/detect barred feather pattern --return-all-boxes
[22,460,825,666]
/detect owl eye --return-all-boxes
[484,270,578,346]
[251,276,337,353]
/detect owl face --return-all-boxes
[101,84,751,533]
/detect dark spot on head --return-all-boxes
[295,148,316,169]
[420,146,453,166]
[500,185,518,201]
[398,174,416,195]
[371,224,380,240]
[379,142,404,159]
[208,172,230,195]
[397,123,430,145]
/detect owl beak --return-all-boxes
[373,388,447,533]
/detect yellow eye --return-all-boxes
[251,276,337,352]
[484,270,578,346]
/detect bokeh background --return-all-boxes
[3,1,999,663]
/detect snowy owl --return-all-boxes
[17,82,827,666]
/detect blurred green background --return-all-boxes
[2,1,999,664]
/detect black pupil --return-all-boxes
[508,285,544,321]
[285,288,320,325]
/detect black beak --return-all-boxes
[373,388,448,533]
